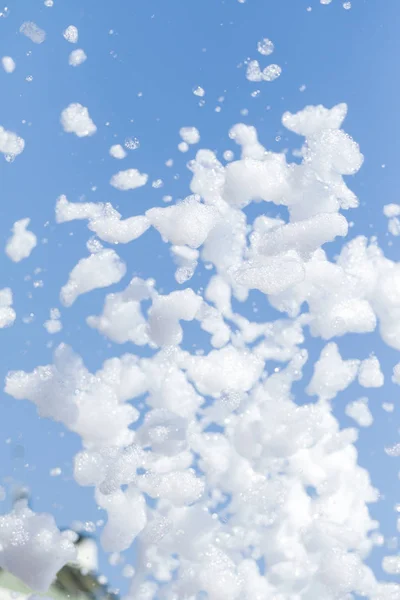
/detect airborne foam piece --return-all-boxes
[87,277,153,345]
[5,218,37,262]
[19,22,46,44]
[307,342,359,400]
[179,127,200,145]
[223,155,290,208]
[257,37,274,56]
[233,255,305,296]
[358,356,384,388]
[110,168,148,190]
[383,204,400,237]
[0,126,25,159]
[262,64,281,81]
[60,249,126,306]
[60,103,96,137]
[63,25,78,43]
[246,60,281,82]
[384,443,400,458]
[246,60,263,82]
[0,503,75,591]
[69,49,87,66]
[392,362,400,385]
[96,488,147,553]
[1,56,15,73]
[383,203,400,218]
[193,86,205,97]
[44,308,62,334]
[147,197,219,248]
[184,345,264,396]
[148,288,202,346]
[257,213,348,258]
[171,244,199,283]
[0,288,16,328]
[382,556,400,575]
[178,141,189,153]
[6,344,141,448]
[109,144,127,159]
[345,398,373,427]
[282,103,348,136]
[55,195,150,244]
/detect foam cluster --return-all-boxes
[4,101,400,598]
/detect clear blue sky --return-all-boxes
[0,0,399,593]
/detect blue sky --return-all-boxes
[0,0,399,593]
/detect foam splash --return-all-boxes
[1,5,399,600]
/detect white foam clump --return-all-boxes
[110,168,148,190]
[383,204,400,218]
[60,249,126,307]
[63,25,78,44]
[0,288,16,328]
[0,501,75,591]
[146,196,219,249]
[69,49,87,67]
[385,443,400,458]
[392,362,400,385]
[178,141,189,153]
[2,56,15,73]
[0,125,25,159]
[44,308,62,334]
[109,144,127,159]
[179,126,200,145]
[87,278,153,345]
[358,355,384,388]
[19,22,46,44]
[246,60,281,82]
[382,556,400,575]
[55,195,150,244]
[345,398,373,427]
[60,103,96,137]
[6,102,400,598]
[193,85,205,97]
[307,342,359,400]
[383,203,400,236]
[257,37,274,56]
[5,218,37,262]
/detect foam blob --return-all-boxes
[345,398,373,427]
[109,144,127,159]
[110,169,148,190]
[0,502,75,591]
[179,126,200,144]
[1,56,15,73]
[358,356,384,388]
[0,126,25,159]
[0,288,16,328]
[63,25,78,43]
[60,103,96,137]
[5,218,37,262]
[19,22,46,44]
[69,48,87,66]
[60,249,126,306]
